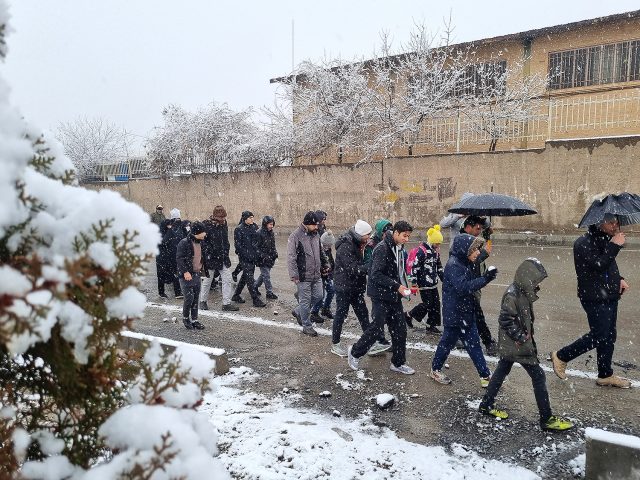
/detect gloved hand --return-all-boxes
[484,266,498,282]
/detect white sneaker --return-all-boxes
[331,342,348,357]
[430,369,452,385]
[390,364,415,375]
[367,341,391,356]
[347,346,360,371]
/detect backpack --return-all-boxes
[405,244,427,276]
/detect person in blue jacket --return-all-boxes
[430,234,498,387]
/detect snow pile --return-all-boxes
[204,368,539,479]
[376,393,395,409]
[568,453,585,478]
[585,428,640,449]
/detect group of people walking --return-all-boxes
[151,199,632,432]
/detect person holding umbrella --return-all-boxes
[552,208,632,389]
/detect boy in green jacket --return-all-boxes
[479,258,573,432]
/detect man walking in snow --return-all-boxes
[254,215,279,300]
[176,221,208,330]
[232,211,266,308]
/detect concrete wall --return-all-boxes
[85,137,640,232]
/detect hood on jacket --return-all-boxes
[513,258,548,302]
[262,215,275,228]
[449,233,477,262]
[374,219,392,240]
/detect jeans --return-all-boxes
[351,299,407,368]
[199,266,234,305]
[312,277,335,314]
[255,266,274,294]
[408,288,441,327]
[480,359,552,423]
[431,321,491,378]
[158,276,181,297]
[556,299,618,378]
[294,280,324,327]
[179,274,201,321]
[332,290,371,344]
[234,261,259,301]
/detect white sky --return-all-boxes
[4,1,639,153]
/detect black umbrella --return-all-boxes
[578,192,640,228]
[447,193,537,217]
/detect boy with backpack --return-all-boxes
[405,224,444,334]
[478,258,573,432]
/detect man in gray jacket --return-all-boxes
[288,211,329,336]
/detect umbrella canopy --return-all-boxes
[578,192,640,227]
[447,193,537,217]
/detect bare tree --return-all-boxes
[56,117,132,181]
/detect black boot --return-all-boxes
[199,301,209,310]
[232,294,245,303]
[191,320,205,330]
[182,318,194,330]
[320,308,334,319]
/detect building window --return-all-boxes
[549,39,640,89]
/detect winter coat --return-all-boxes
[410,242,444,289]
[156,219,184,283]
[150,211,165,226]
[442,234,491,329]
[322,247,335,279]
[286,224,328,282]
[234,221,259,264]
[334,228,368,294]
[176,236,209,278]
[364,219,392,266]
[574,225,623,302]
[202,219,231,271]
[498,258,547,365]
[255,217,278,268]
[367,231,408,304]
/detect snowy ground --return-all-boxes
[203,366,540,480]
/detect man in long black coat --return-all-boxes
[232,211,266,308]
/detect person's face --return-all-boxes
[157,208,163,213]
[266,222,274,231]
[464,223,483,236]
[468,249,481,263]
[393,230,411,245]
[599,218,619,236]
[361,233,371,244]
[306,224,319,233]
[245,216,254,225]
[195,231,206,240]
[433,243,441,253]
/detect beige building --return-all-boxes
[275,10,640,165]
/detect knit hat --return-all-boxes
[170,208,181,219]
[320,230,336,246]
[211,205,227,222]
[427,224,443,244]
[191,221,205,235]
[303,211,320,225]
[240,210,254,223]
[468,236,486,256]
[156,204,163,210]
[354,219,372,236]
[315,210,327,222]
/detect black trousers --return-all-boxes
[179,274,201,321]
[233,261,259,301]
[408,288,441,327]
[480,359,552,423]
[158,276,181,297]
[332,290,371,344]
[475,298,494,347]
[351,298,407,367]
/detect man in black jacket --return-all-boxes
[254,215,279,300]
[331,220,390,357]
[348,221,415,375]
[199,205,239,312]
[552,215,630,388]
[232,211,266,308]
[176,221,208,330]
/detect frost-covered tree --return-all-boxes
[0,5,229,479]
[56,117,132,182]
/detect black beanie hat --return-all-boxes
[303,211,320,225]
[191,221,205,235]
[240,210,254,224]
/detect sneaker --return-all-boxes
[480,376,491,388]
[347,346,360,371]
[390,364,416,375]
[430,369,452,385]
[291,309,302,326]
[232,295,246,304]
[541,416,574,432]
[425,325,441,335]
[266,292,278,300]
[302,325,318,337]
[595,375,631,389]
[222,303,239,312]
[404,312,414,328]
[191,320,205,330]
[551,351,567,380]
[199,301,209,310]
[320,308,334,319]
[158,293,168,298]
[253,299,267,308]
[310,312,324,324]
[485,341,498,357]
[479,406,509,419]
[331,342,348,357]
[367,341,391,356]
[175,294,184,300]
[182,318,194,330]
